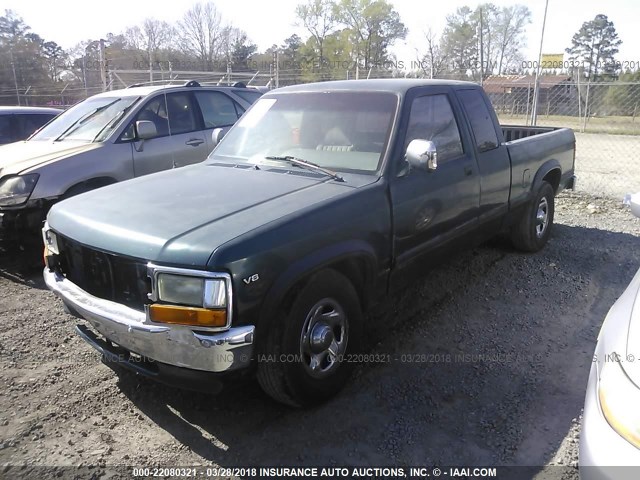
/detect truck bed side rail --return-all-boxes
[502,125,561,142]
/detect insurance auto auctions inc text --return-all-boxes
[257,467,497,478]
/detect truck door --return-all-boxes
[130,92,208,177]
[389,87,480,269]
[455,89,511,223]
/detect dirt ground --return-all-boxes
[1,191,639,479]
[572,132,640,199]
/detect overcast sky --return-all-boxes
[3,0,639,69]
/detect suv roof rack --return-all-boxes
[125,79,262,89]
[126,80,202,89]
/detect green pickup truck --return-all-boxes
[43,79,576,406]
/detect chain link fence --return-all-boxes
[2,69,638,200]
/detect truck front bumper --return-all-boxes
[44,268,255,378]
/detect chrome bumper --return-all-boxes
[44,268,254,373]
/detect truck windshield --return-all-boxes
[31,96,140,142]
[211,91,398,174]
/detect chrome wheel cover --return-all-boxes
[536,197,549,238]
[299,298,348,378]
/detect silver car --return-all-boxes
[0,81,262,244]
[580,192,640,479]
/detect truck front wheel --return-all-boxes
[511,181,555,252]
[257,269,362,407]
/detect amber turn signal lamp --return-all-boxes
[149,304,227,327]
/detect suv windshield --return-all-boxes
[211,91,398,174]
[31,96,140,142]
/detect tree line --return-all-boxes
[0,0,634,106]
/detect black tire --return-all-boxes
[510,181,555,252]
[257,269,362,407]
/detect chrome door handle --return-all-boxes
[186,138,204,147]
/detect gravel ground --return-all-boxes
[1,191,639,479]
[573,132,640,199]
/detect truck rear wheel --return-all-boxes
[510,181,555,252]
[257,269,362,407]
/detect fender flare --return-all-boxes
[531,159,561,193]
[257,239,380,332]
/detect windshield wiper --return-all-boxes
[55,98,121,142]
[92,99,138,142]
[265,155,344,182]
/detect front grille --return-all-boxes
[57,236,151,312]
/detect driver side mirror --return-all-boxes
[136,120,157,140]
[405,139,437,172]
[212,127,229,147]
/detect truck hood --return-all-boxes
[0,140,101,176]
[48,162,372,266]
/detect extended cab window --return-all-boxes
[458,89,499,152]
[194,91,241,128]
[405,94,463,162]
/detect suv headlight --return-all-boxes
[149,269,230,328]
[0,174,39,207]
[598,357,640,448]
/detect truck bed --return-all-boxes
[502,125,576,206]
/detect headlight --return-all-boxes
[42,225,59,255]
[0,174,39,207]
[156,274,227,308]
[598,358,640,448]
[148,264,233,328]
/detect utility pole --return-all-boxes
[9,48,20,106]
[82,55,89,97]
[271,51,280,88]
[531,0,550,126]
[99,39,108,92]
[149,47,153,82]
